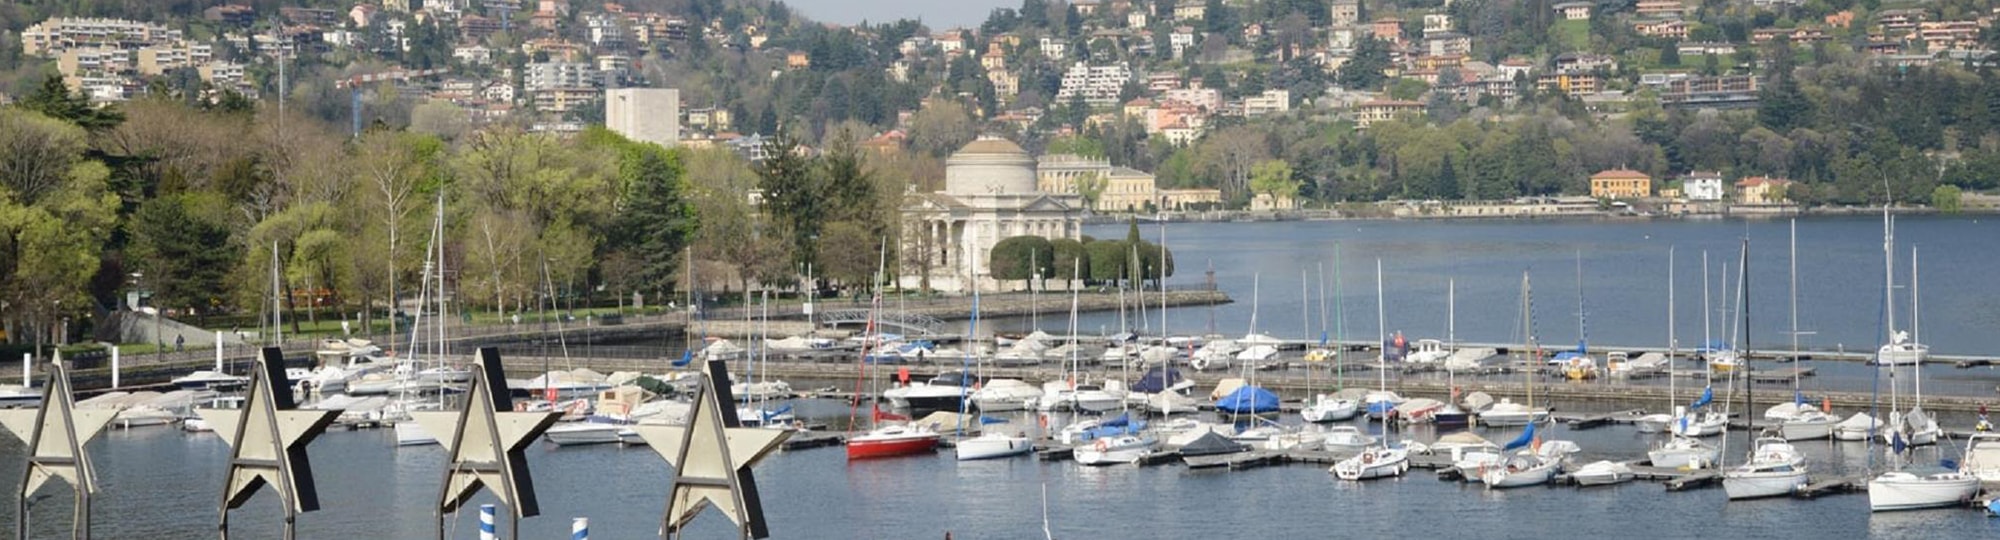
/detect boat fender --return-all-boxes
[1191,357,1210,371]
[1094,439,1109,452]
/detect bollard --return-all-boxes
[571,517,587,540]
[479,504,496,540]
[20,353,28,386]
[111,346,120,389]
[214,331,224,371]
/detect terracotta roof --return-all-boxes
[1734,176,1792,187]
[1590,169,1650,179]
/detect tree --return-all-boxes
[909,101,976,157]
[1084,239,1129,283]
[15,75,123,132]
[757,131,822,268]
[1337,37,1391,90]
[1050,238,1090,287]
[611,140,699,295]
[1933,184,1963,213]
[129,191,240,322]
[352,130,440,342]
[1659,44,1681,67]
[1075,171,1108,209]
[1250,159,1301,200]
[989,235,1055,289]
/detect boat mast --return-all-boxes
[1375,259,1386,397]
[1158,221,1169,416]
[1790,219,1801,400]
[1738,239,1751,446]
[846,242,887,431]
[959,255,978,435]
[1305,268,1313,392]
[1318,262,1329,390]
[1067,264,1081,399]
[1334,245,1345,392]
[1668,246,1676,414]
[1911,246,1921,408]
[1521,271,1534,410]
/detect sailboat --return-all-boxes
[1215,274,1279,416]
[847,244,940,460]
[1645,247,1719,469]
[1331,442,1411,481]
[1771,220,1835,441]
[1723,239,1810,500]
[1480,421,1561,488]
[1478,272,1547,427]
[1672,251,1728,438]
[1635,247,1679,434]
[1363,259,1404,421]
[1557,254,1600,381]
[393,195,455,447]
[1302,252,1359,423]
[1432,279,1470,428]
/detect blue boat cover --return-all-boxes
[1690,386,1713,409]
[1503,421,1538,451]
[1215,386,1280,414]
[1131,367,1185,394]
[979,415,1009,425]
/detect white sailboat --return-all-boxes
[1331,444,1410,481]
[1302,253,1358,423]
[1479,272,1547,428]
[1634,247,1678,434]
[1074,434,1157,466]
[1672,251,1727,438]
[1364,259,1402,422]
[1774,220,1835,441]
[1721,240,1810,501]
[1958,432,2000,482]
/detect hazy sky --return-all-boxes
[788,0,1016,28]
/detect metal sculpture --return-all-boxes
[633,360,789,539]
[0,356,115,540]
[411,347,558,540]
[199,347,339,540]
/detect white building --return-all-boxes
[1054,62,1132,107]
[22,17,183,56]
[900,138,1085,292]
[605,88,680,148]
[1242,89,1290,116]
[1683,171,1725,201]
[525,62,596,91]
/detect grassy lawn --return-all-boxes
[1552,20,1590,52]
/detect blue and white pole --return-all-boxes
[571,517,588,540]
[478,504,496,540]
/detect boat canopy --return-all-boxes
[1177,431,1250,457]
[1131,367,1186,394]
[1215,385,1280,414]
[1503,421,1538,451]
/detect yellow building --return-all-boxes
[1735,177,1793,205]
[1589,169,1652,199]
[1160,188,1224,210]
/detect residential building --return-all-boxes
[1660,75,1759,108]
[1174,1,1207,21]
[1055,62,1133,107]
[22,17,183,56]
[1354,100,1424,128]
[1553,2,1592,21]
[585,13,628,48]
[1423,14,1453,37]
[1589,169,1652,199]
[1553,53,1616,73]
[525,62,596,91]
[1160,188,1224,210]
[935,30,966,53]
[1330,0,1360,26]
[1735,177,1793,204]
[1634,0,1687,18]
[1878,9,1925,34]
[1372,18,1405,44]
[1169,26,1197,56]
[1750,27,1828,43]
[1537,72,1601,97]
[605,88,680,148]
[1040,37,1069,59]
[1677,42,1737,56]
[1162,87,1220,110]
[533,87,600,113]
[1634,20,1688,39]
[1681,171,1725,201]
[1425,32,1471,57]
[454,45,494,65]
[1242,89,1290,117]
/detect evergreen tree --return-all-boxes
[17,75,123,132]
[612,141,699,295]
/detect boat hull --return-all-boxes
[1723,471,1808,500]
[847,435,940,459]
[544,424,625,446]
[1482,464,1558,488]
[1301,401,1359,423]
[1868,475,1981,511]
[1633,414,1673,433]
[1573,470,1634,486]
[955,436,1034,461]
[1777,418,1836,441]
[902,394,968,412]
[1333,452,1410,481]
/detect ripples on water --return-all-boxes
[5,400,2000,539]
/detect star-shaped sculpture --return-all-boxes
[633,360,789,539]
[198,347,338,539]
[0,354,116,540]
[411,347,557,531]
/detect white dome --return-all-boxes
[944,137,1038,195]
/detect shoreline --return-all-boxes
[1084,204,1994,225]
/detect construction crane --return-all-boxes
[334,68,448,136]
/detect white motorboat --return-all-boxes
[1074,435,1156,466]
[1450,447,1504,483]
[765,335,836,352]
[1572,460,1635,486]
[955,432,1034,461]
[731,380,794,402]
[1833,412,1879,441]
[1261,430,1326,451]
[970,379,1042,412]
[1406,339,1450,364]
[0,384,41,407]
[1776,409,1837,441]
[1444,348,1496,372]
[1300,394,1360,423]
[1331,445,1409,481]
[899,382,970,412]
[1875,331,1927,366]
[1140,391,1200,415]
[1961,432,2000,483]
[1722,437,1809,500]
[1188,340,1241,371]
[1069,384,1124,413]
[1319,426,1379,450]
[1869,470,1981,511]
[1477,399,1548,427]
[1648,436,1719,469]
[544,422,626,446]
[1671,410,1728,437]
[1481,452,1560,489]
[1233,344,1280,366]
[1633,413,1675,433]
[171,370,249,390]
[180,417,212,432]
[1363,390,1404,421]
[1158,419,1236,447]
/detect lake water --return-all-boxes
[8,216,2000,538]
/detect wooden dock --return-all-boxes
[1794,475,1869,499]
[1137,451,1184,467]
[780,433,846,451]
[1664,472,1724,491]
[1225,451,1284,471]
[1036,445,1074,461]
[1558,409,1647,430]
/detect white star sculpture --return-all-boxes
[411,348,558,535]
[0,355,115,540]
[198,347,339,539]
[633,360,790,539]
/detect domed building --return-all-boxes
[901,137,1084,292]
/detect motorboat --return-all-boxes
[1961,432,2000,483]
[1648,436,1719,469]
[1073,435,1157,466]
[1869,469,1981,511]
[1706,349,1744,372]
[1722,437,1809,500]
[1572,460,1636,486]
[1158,418,1236,447]
[1406,339,1450,364]
[1614,352,1668,376]
[1432,401,1471,428]
[970,379,1043,412]
[899,376,976,412]
[1560,354,1600,380]
[764,335,836,352]
[699,339,746,361]
[731,380,794,402]
[1214,384,1280,415]
[1477,399,1548,427]
[395,421,437,446]
[846,424,940,459]
[1875,331,1927,366]
[544,422,626,446]
[1301,394,1360,423]
[1233,344,1280,367]
[1391,398,1445,424]
[1444,348,1497,372]
[1057,413,1145,445]
[171,370,248,391]
[1481,451,1560,488]
[1176,431,1251,468]
[1833,412,1879,441]
[1363,391,1404,421]
[1331,445,1409,480]
[114,406,178,428]
[1881,408,1942,447]
[1319,426,1378,451]
[1633,413,1675,434]
[1261,430,1326,451]
[0,385,41,407]
[1069,383,1124,413]
[1188,340,1241,371]
[955,432,1034,461]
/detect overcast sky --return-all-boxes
[788,0,1015,28]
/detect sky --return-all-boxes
[788,0,1015,28]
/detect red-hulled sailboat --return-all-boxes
[846,244,940,460]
